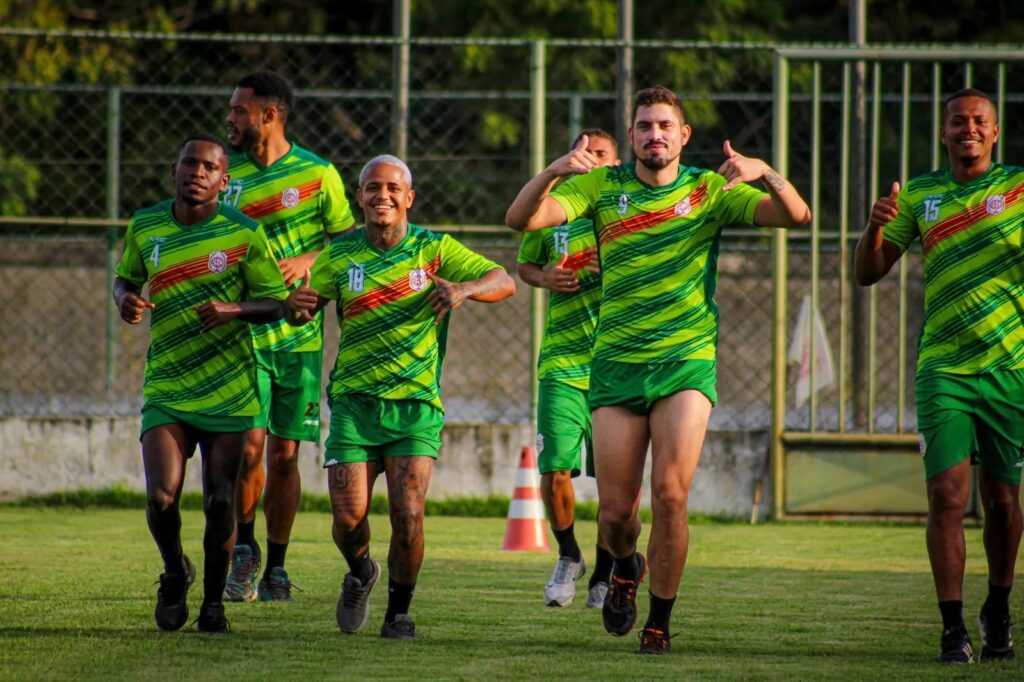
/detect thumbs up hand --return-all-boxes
[547,134,599,178]
[285,268,319,324]
[867,181,901,232]
[717,139,772,191]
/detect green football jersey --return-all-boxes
[883,163,1024,375]
[223,143,355,353]
[309,223,503,410]
[517,218,600,390]
[551,163,765,364]
[115,200,288,416]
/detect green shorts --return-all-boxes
[916,369,1024,485]
[140,404,255,445]
[323,393,443,466]
[588,357,717,415]
[537,379,593,477]
[254,347,323,442]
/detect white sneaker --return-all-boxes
[543,557,586,607]
[586,581,608,609]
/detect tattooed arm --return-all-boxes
[716,139,812,228]
[425,267,517,325]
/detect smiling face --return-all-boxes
[356,162,415,231]
[941,95,999,171]
[629,103,691,172]
[171,140,229,207]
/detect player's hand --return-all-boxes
[285,269,318,324]
[542,253,581,293]
[580,246,600,275]
[717,140,771,191]
[426,271,469,325]
[192,300,242,333]
[118,292,155,325]
[546,135,599,178]
[867,181,901,232]
[278,253,317,288]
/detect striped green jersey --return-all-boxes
[883,163,1024,375]
[308,223,502,410]
[115,200,288,416]
[517,218,600,390]
[551,163,765,363]
[223,144,355,353]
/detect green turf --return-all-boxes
[1,509,1021,680]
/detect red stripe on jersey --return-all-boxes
[150,244,249,296]
[560,248,594,271]
[241,179,323,221]
[343,256,442,319]
[599,183,708,246]
[923,184,1024,255]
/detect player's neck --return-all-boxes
[950,156,993,184]
[172,199,218,226]
[366,221,408,250]
[249,134,291,169]
[634,159,680,187]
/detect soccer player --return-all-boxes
[113,134,289,632]
[855,88,1024,664]
[286,155,516,639]
[506,86,810,654]
[518,128,619,608]
[223,70,356,603]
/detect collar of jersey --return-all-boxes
[623,162,693,194]
[166,199,221,230]
[243,142,296,173]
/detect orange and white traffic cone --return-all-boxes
[502,446,551,552]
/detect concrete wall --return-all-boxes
[0,416,770,518]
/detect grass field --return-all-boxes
[2,508,1022,680]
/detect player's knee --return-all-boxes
[331,508,366,534]
[984,495,1021,531]
[599,502,635,528]
[146,489,176,514]
[267,449,299,477]
[390,501,424,532]
[203,484,235,519]
[928,477,969,514]
[241,441,263,470]
[651,481,689,516]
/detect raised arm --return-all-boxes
[505,135,597,232]
[717,140,812,228]
[855,181,905,286]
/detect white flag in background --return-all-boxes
[787,294,835,408]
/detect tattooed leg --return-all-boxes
[382,456,433,584]
[327,462,379,562]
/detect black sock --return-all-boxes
[939,600,965,632]
[612,551,640,581]
[983,582,1012,618]
[589,545,614,588]
[385,579,415,622]
[266,541,288,571]
[553,523,582,562]
[645,593,677,634]
[237,521,259,557]
[346,551,375,584]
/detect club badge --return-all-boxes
[617,193,629,215]
[674,198,692,216]
[986,194,1006,216]
[281,187,300,209]
[208,250,228,273]
[409,268,428,292]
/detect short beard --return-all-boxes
[636,149,679,171]
[230,127,260,153]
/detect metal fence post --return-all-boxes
[529,40,547,431]
[391,0,410,159]
[770,52,789,520]
[105,86,121,394]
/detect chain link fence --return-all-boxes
[1,29,860,429]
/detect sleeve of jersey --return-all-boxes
[242,226,289,300]
[712,174,767,226]
[438,235,504,282]
[550,171,601,223]
[113,220,148,285]
[517,229,549,265]
[320,164,356,236]
[308,248,340,301]
[880,191,917,253]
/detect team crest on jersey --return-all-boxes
[617,193,629,215]
[986,194,1006,216]
[208,250,228,273]
[408,268,428,292]
[674,198,692,216]
[281,187,300,209]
